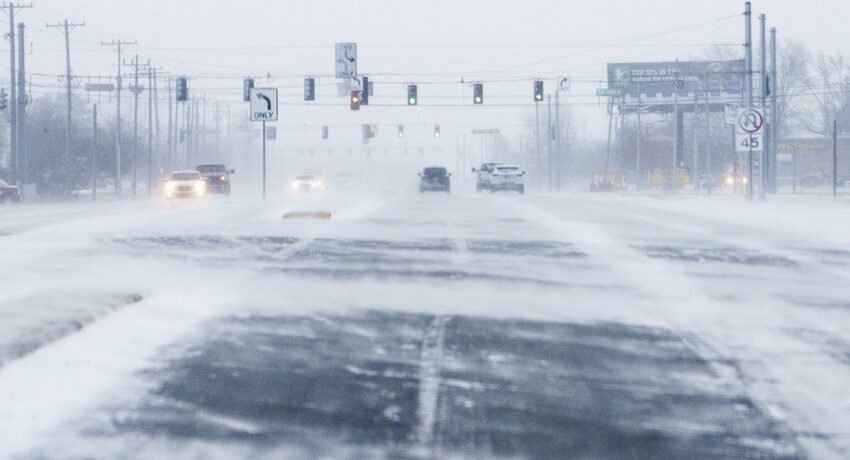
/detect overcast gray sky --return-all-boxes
[6,0,847,144]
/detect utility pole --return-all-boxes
[124,54,141,196]
[673,87,679,194]
[91,103,97,201]
[833,120,838,197]
[48,19,86,195]
[17,22,26,186]
[214,102,220,160]
[555,91,562,191]
[693,92,700,192]
[744,2,754,200]
[770,27,778,193]
[152,69,161,169]
[546,94,553,192]
[167,76,173,169]
[744,2,753,107]
[147,59,153,197]
[759,13,767,200]
[636,86,642,189]
[102,39,136,197]
[1,3,31,186]
[705,90,711,194]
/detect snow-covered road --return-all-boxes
[1,192,849,458]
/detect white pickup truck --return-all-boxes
[472,162,502,192]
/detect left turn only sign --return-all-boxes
[250,88,278,122]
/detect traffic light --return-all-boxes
[304,78,315,101]
[398,125,404,137]
[0,88,7,110]
[434,125,441,138]
[361,77,369,105]
[176,77,188,102]
[407,84,418,105]
[473,83,483,104]
[243,78,254,102]
[534,80,544,102]
[322,126,329,140]
[350,90,361,111]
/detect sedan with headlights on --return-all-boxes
[164,171,207,200]
[290,174,325,192]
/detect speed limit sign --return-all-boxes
[736,132,763,152]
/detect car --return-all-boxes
[0,179,20,203]
[196,164,234,195]
[489,165,526,194]
[291,174,325,192]
[163,171,207,199]
[419,167,451,193]
[472,162,502,192]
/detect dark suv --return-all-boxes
[0,179,20,203]
[196,164,235,194]
[419,167,451,193]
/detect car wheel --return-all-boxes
[490,187,496,194]
[476,185,482,193]
[519,186,525,195]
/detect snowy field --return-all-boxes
[1,191,849,459]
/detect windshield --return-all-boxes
[296,175,316,181]
[197,165,226,173]
[495,167,520,173]
[169,172,201,181]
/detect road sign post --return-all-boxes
[250,88,278,201]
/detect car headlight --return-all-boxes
[742,177,748,184]
[165,182,176,193]
[726,177,734,185]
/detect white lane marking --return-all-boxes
[416,315,450,454]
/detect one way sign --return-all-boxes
[250,88,278,122]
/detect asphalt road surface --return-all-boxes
[1,192,849,459]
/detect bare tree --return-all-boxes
[774,40,810,139]
[795,50,850,137]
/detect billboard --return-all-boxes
[607,60,746,111]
